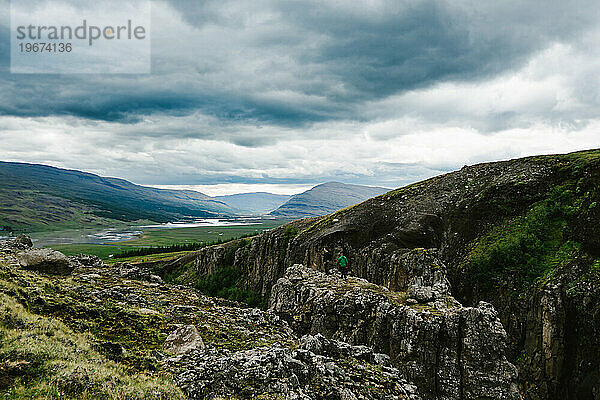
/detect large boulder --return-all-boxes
[163,325,205,354]
[17,248,73,276]
[14,234,33,249]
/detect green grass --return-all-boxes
[0,293,185,399]
[0,189,135,234]
[121,221,285,247]
[46,244,133,259]
[193,265,263,308]
[463,185,581,294]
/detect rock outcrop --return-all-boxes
[115,262,164,284]
[1,238,524,400]
[166,334,422,400]
[270,262,520,400]
[163,149,600,399]
[0,234,33,251]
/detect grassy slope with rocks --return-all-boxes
[0,293,185,400]
[0,248,296,399]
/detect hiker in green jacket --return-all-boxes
[337,252,349,278]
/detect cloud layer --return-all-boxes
[1,0,599,191]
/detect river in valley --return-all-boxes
[27,217,278,247]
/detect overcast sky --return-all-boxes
[1,0,600,195]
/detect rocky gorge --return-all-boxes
[160,149,600,399]
[0,233,520,399]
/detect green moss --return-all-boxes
[463,185,582,294]
[408,303,446,316]
[278,225,299,259]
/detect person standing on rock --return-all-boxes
[337,252,349,278]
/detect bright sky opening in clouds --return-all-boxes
[1,0,600,193]
[150,184,314,197]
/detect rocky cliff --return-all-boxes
[269,260,520,400]
[162,149,600,399]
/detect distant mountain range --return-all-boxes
[0,162,236,231]
[0,162,390,232]
[216,193,291,215]
[269,182,389,218]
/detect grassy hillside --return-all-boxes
[0,293,185,400]
[269,182,389,218]
[0,162,237,232]
[0,248,295,398]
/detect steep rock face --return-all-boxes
[269,262,520,400]
[498,257,600,400]
[162,217,317,297]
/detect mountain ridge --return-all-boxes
[269,181,390,218]
[0,162,391,231]
[0,161,235,231]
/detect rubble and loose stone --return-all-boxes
[166,333,422,400]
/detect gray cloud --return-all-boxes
[1,0,598,126]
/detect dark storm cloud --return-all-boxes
[282,0,598,96]
[1,0,597,126]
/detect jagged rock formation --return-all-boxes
[167,334,421,399]
[270,262,520,400]
[162,149,600,399]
